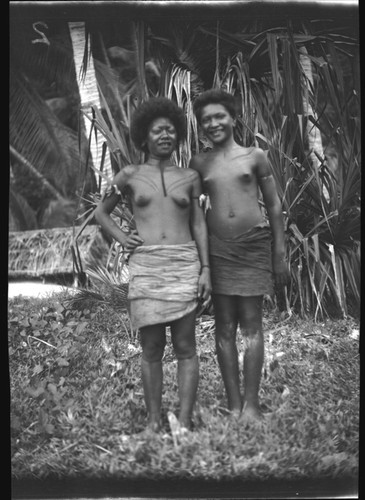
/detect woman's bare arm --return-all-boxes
[94,167,144,250]
[256,150,289,286]
[190,170,212,305]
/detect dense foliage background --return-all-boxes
[9,3,360,319]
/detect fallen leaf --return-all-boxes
[25,385,45,398]
[350,329,359,340]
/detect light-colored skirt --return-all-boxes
[128,241,200,329]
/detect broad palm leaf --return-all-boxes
[9,19,95,228]
[224,24,360,318]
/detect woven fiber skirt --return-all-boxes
[128,241,200,329]
[209,224,273,297]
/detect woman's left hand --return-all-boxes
[273,253,290,287]
[198,268,212,308]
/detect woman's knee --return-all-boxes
[215,320,238,343]
[172,337,196,360]
[241,319,263,345]
[141,338,166,362]
[241,311,263,337]
[243,327,263,341]
[238,296,263,332]
[170,311,197,359]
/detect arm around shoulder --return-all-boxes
[188,153,206,174]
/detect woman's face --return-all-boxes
[199,103,235,145]
[146,117,178,158]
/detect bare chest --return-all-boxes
[201,152,257,189]
[128,170,192,209]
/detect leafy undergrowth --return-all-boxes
[9,291,359,482]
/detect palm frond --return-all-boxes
[10,69,69,181]
[164,63,200,164]
[132,20,149,103]
[84,265,130,312]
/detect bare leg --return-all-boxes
[140,324,166,431]
[238,296,264,421]
[171,309,199,429]
[212,294,241,416]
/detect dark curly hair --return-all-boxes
[130,97,187,152]
[193,89,237,124]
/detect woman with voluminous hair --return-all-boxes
[95,97,211,433]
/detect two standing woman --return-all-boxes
[95,91,289,432]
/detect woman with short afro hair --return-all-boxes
[95,96,211,434]
[130,97,187,153]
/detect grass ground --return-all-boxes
[8,290,359,497]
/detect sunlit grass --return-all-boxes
[9,292,359,481]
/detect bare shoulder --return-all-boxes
[250,148,272,178]
[123,163,141,177]
[251,147,268,163]
[189,151,210,173]
[114,164,140,185]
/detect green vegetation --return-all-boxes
[9,291,359,482]
[82,17,360,319]
[10,13,360,318]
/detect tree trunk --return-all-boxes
[299,46,328,200]
[68,22,113,192]
[299,46,324,167]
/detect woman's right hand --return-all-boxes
[124,230,144,253]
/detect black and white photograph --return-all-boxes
[9,1,360,499]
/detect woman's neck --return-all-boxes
[145,155,174,168]
[212,135,238,153]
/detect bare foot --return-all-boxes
[146,420,161,433]
[178,417,194,435]
[178,417,191,431]
[179,425,189,436]
[240,403,263,423]
[131,426,159,439]
[229,409,241,421]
